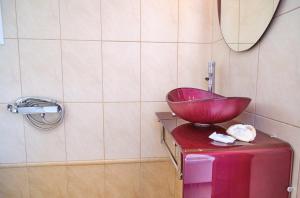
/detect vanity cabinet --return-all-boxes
[157,112,293,198]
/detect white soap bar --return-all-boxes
[226,124,256,142]
[209,132,236,144]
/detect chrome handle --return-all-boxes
[7,105,60,114]
[207,61,216,93]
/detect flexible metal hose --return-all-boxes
[7,97,64,131]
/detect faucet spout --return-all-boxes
[206,61,215,93]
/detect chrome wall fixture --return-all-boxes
[205,61,216,93]
[7,97,64,131]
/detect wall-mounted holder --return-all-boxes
[7,97,64,131]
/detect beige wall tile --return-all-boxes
[0,105,26,163]
[254,115,300,198]
[256,10,300,127]
[60,0,101,40]
[1,0,17,38]
[104,103,140,160]
[16,0,60,39]
[19,39,63,101]
[62,41,102,102]
[102,42,140,102]
[101,0,140,41]
[141,43,177,101]
[65,103,104,161]
[212,40,230,96]
[233,111,255,125]
[228,45,259,113]
[28,166,67,198]
[179,0,212,43]
[141,0,178,42]
[67,165,104,197]
[178,43,211,88]
[0,167,29,197]
[141,162,174,198]
[141,102,168,158]
[104,163,140,198]
[25,122,66,163]
[276,0,300,15]
[0,39,21,103]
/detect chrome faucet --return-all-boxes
[205,61,215,93]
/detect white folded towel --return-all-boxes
[209,132,236,144]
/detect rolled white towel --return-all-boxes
[226,124,256,142]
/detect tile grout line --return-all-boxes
[139,0,142,161]
[13,0,27,164]
[228,46,232,96]
[175,0,180,128]
[254,113,300,129]
[176,0,180,89]
[139,0,143,192]
[210,0,214,61]
[57,0,68,164]
[253,43,261,127]
[275,6,300,18]
[6,37,214,44]
[0,100,168,104]
[99,0,106,161]
[0,157,169,168]
[57,4,71,193]
[220,109,300,130]
[237,0,240,51]
[174,0,180,196]
[14,0,30,193]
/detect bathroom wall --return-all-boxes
[0,0,212,165]
[2,0,298,196]
[211,0,300,197]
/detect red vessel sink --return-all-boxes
[166,88,251,124]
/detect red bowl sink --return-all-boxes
[166,88,251,124]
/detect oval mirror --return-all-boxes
[218,0,280,52]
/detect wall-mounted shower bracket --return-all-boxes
[7,105,60,114]
[7,97,64,131]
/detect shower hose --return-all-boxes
[7,97,64,132]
